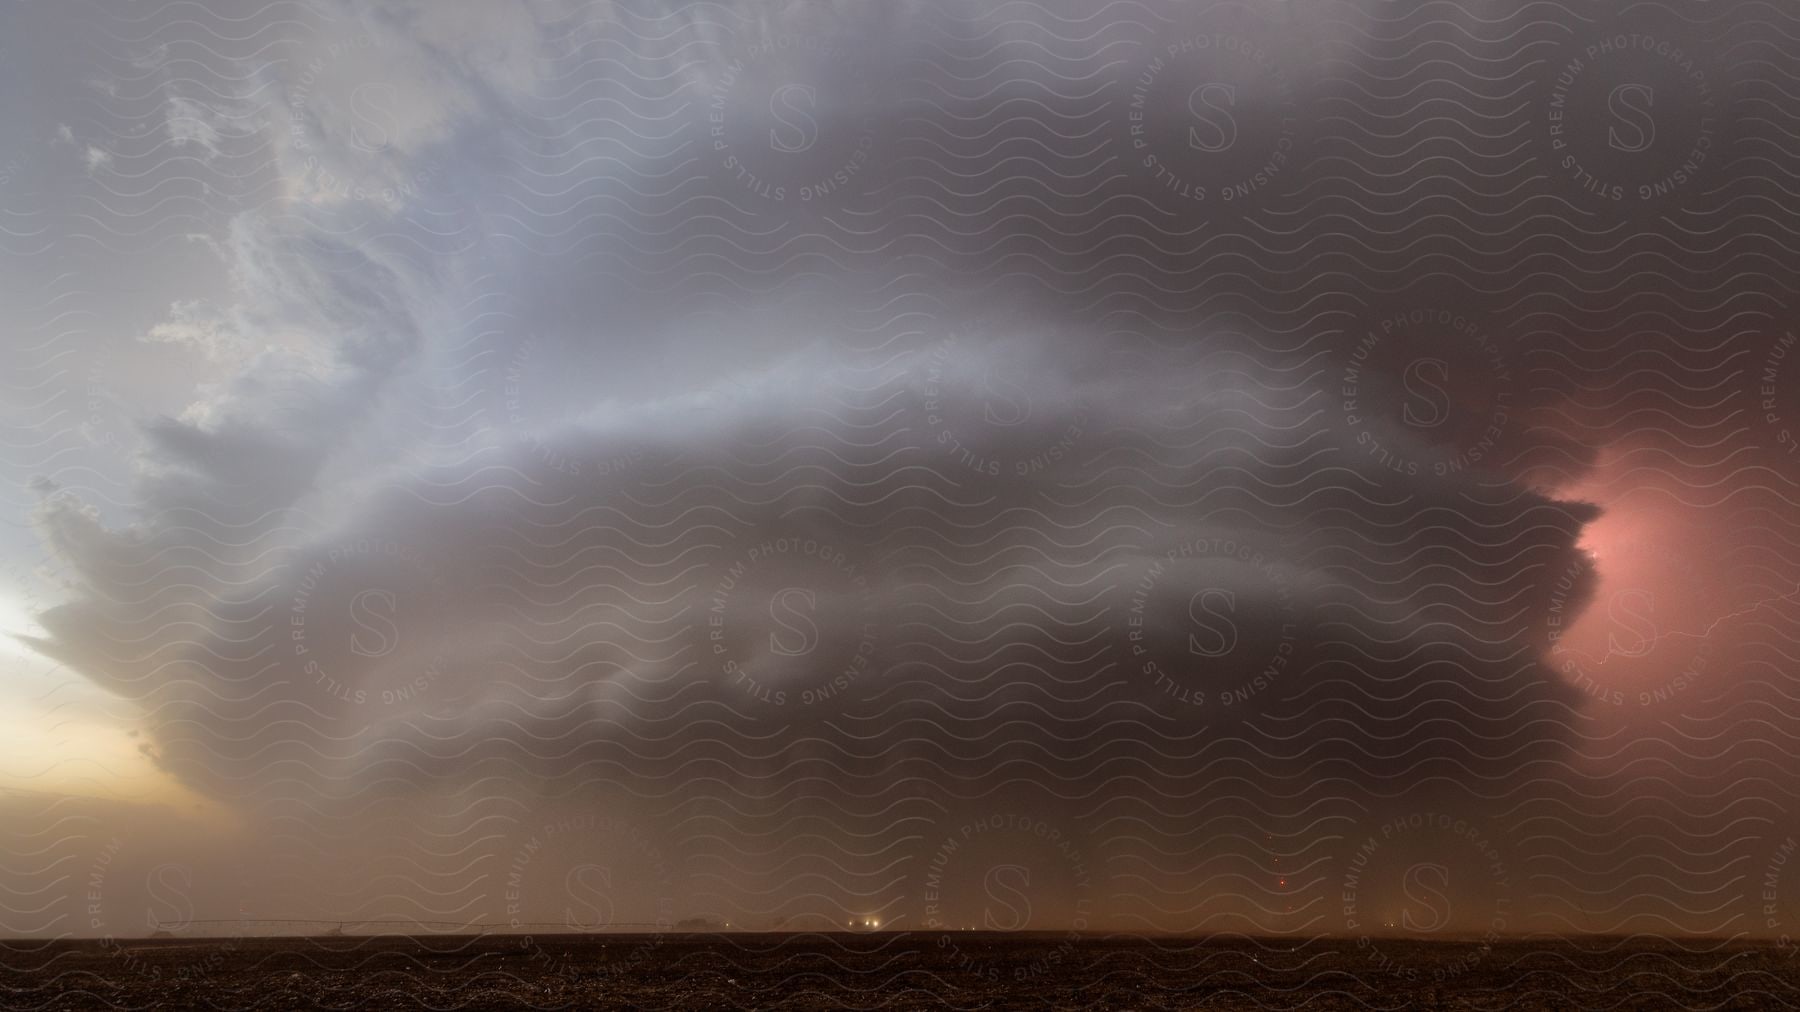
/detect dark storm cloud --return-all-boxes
[33,299,1595,778]
[23,0,1791,938]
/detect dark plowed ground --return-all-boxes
[4,933,1799,1010]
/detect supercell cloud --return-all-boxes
[1,0,1798,967]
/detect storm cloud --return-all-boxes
[2,0,1795,949]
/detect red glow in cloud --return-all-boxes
[1549,473,1726,710]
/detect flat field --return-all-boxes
[4,932,1799,1010]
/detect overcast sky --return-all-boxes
[2,0,1799,954]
